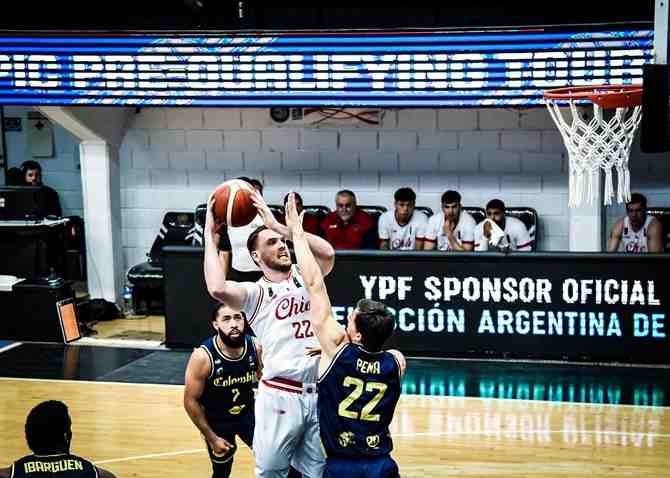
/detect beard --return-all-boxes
[218,328,244,348]
[266,255,292,272]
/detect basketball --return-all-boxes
[211,179,258,229]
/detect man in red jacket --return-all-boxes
[320,190,374,249]
[281,192,321,236]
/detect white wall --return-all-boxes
[3,106,83,217]
[119,106,578,269]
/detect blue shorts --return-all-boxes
[324,455,400,478]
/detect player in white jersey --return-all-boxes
[204,190,335,478]
[423,190,475,251]
[475,199,533,252]
[378,187,428,250]
[607,193,663,253]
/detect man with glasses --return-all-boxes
[423,190,475,252]
[607,193,663,253]
[320,190,374,249]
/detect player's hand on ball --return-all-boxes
[250,190,281,230]
[205,194,218,238]
[209,436,234,457]
[285,192,305,236]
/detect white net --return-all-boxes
[545,99,642,207]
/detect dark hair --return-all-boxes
[354,299,395,352]
[486,199,506,211]
[25,400,72,454]
[6,167,25,186]
[249,179,263,195]
[441,190,461,205]
[21,160,42,174]
[246,225,269,259]
[211,303,246,323]
[283,192,303,206]
[394,187,416,203]
[236,176,252,183]
[627,192,647,209]
[336,189,356,202]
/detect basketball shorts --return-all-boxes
[324,455,400,478]
[253,380,325,478]
[205,412,254,478]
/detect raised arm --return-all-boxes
[607,218,624,252]
[203,195,250,310]
[251,191,335,276]
[285,193,345,358]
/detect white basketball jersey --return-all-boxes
[240,265,320,383]
[229,215,264,272]
[378,210,428,250]
[425,210,476,251]
[475,216,532,251]
[621,215,653,253]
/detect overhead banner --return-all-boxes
[0,28,652,106]
[325,252,669,363]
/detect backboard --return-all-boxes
[641,0,670,152]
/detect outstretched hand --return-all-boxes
[250,190,281,232]
[285,192,305,237]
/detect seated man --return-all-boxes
[607,192,663,253]
[320,189,374,249]
[475,199,532,252]
[281,192,321,236]
[21,160,62,217]
[423,190,475,251]
[0,400,116,478]
[378,187,427,250]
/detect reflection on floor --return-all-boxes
[0,342,668,406]
[90,315,166,342]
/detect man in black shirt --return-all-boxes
[21,160,62,217]
[0,400,116,478]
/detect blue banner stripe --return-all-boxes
[0,28,653,107]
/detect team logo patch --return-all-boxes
[229,405,246,415]
[338,431,355,448]
[366,434,380,449]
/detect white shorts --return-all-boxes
[253,379,325,478]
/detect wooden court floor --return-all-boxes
[1,377,668,477]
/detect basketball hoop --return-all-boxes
[543,85,643,207]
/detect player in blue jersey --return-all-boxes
[184,303,261,478]
[284,193,407,478]
[0,400,116,478]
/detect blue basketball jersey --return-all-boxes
[200,334,258,424]
[318,343,402,458]
[11,454,98,477]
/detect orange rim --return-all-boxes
[543,84,642,109]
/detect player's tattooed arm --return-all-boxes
[203,195,249,310]
[286,193,345,358]
[253,339,264,380]
[184,348,234,456]
[607,218,624,252]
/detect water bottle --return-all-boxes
[123,284,135,317]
